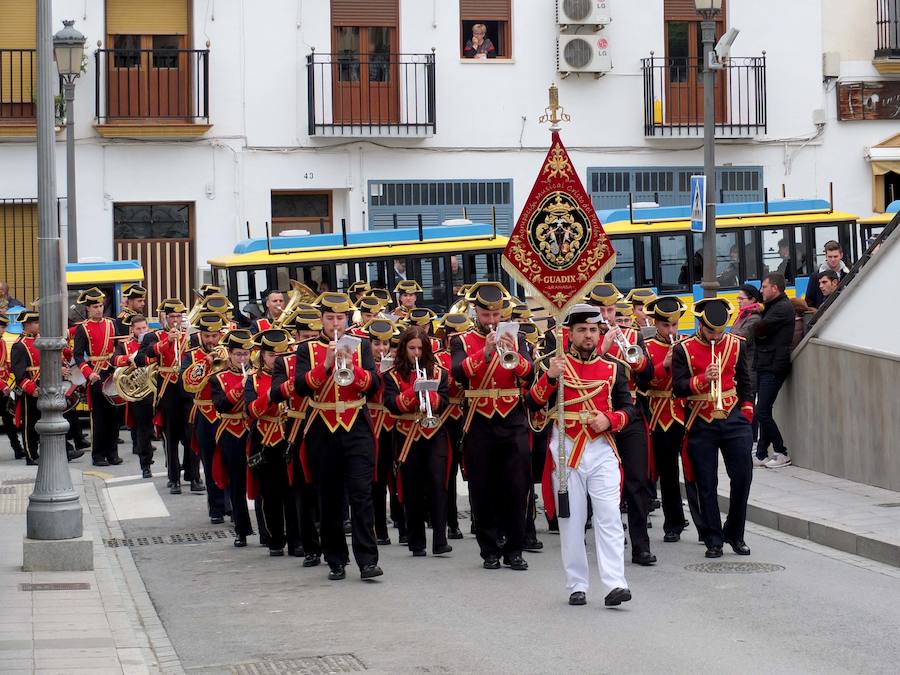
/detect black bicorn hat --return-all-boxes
[439,312,474,335]
[253,328,292,353]
[122,284,147,299]
[222,329,254,350]
[314,292,354,314]
[18,310,39,324]
[692,298,733,330]
[393,279,423,295]
[193,311,228,332]
[645,295,686,322]
[408,307,437,326]
[465,282,509,311]
[363,318,395,341]
[625,288,657,306]
[287,308,323,332]
[585,282,621,307]
[357,295,387,314]
[77,286,106,305]
[157,298,187,315]
[200,293,233,315]
[348,280,372,295]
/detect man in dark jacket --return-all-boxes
[804,241,849,309]
[753,273,794,468]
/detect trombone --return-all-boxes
[709,339,728,419]
[414,357,440,429]
[602,319,643,365]
[333,329,354,386]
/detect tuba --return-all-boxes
[182,345,228,394]
[112,364,158,403]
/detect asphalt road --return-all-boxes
[75,443,900,675]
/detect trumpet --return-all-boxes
[602,319,643,365]
[414,357,440,429]
[333,329,354,387]
[709,339,728,419]
[491,324,519,370]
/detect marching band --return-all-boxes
[1,278,757,606]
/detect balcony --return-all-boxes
[875,0,900,73]
[0,49,38,136]
[306,51,436,137]
[641,54,767,139]
[94,48,210,138]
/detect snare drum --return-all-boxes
[101,376,125,406]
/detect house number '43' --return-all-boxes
[304,172,315,180]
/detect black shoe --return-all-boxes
[604,587,632,607]
[569,591,587,606]
[269,549,285,557]
[74,438,90,450]
[92,459,109,467]
[109,457,124,465]
[646,520,652,529]
[141,468,152,479]
[190,480,205,492]
[705,545,724,558]
[726,539,751,555]
[343,520,352,535]
[469,523,476,534]
[503,553,528,571]
[234,535,247,548]
[433,544,453,555]
[117,437,124,444]
[360,564,383,579]
[67,448,85,462]
[447,527,463,540]
[650,498,661,512]
[210,516,225,525]
[170,483,182,495]
[303,554,322,568]
[632,551,657,566]
[523,537,544,552]
[663,531,680,543]
[26,458,39,466]
[398,534,408,545]
[167,480,174,489]
[376,537,391,546]
[483,556,501,570]
[13,451,25,460]
[412,549,426,557]
[328,564,347,580]
[289,547,305,558]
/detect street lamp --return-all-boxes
[695,0,721,298]
[53,19,86,264]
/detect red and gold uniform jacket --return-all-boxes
[73,317,116,381]
[10,334,41,398]
[435,349,464,422]
[270,351,311,445]
[367,373,397,437]
[0,335,12,397]
[527,349,636,470]
[294,334,380,433]
[245,367,284,447]
[137,328,190,399]
[210,367,249,441]
[252,316,275,333]
[672,332,753,427]
[639,335,686,431]
[383,364,449,463]
[113,338,155,426]
[602,325,653,405]
[449,327,533,429]
[181,347,219,424]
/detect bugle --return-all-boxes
[603,319,643,365]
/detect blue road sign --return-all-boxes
[690,175,706,233]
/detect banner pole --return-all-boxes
[555,322,570,518]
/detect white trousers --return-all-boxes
[551,428,627,595]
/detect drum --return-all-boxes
[101,375,125,406]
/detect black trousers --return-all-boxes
[21,394,40,461]
[255,440,300,552]
[526,426,550,540]
[687,408,753,548]
[445,417,463,530]
[159,385,196,484]
[289,438,321,555]
[306,417,378,570]
[1,393,23,456]
[195,415,227,518]
[130,398,156,471]
[618,419,651,555]
[399,431,449,553]
[219,432,252,537]
[65,407,85,444]
[463,411,531,560]
[88,378,120,464]
[373,427,394,540]
[652,423,687,534]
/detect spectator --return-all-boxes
[789,297,815,350]
[716,245,740,287]
[752,272,794,468]
[816,269,839,303]
[732,284,763,449]
[805,240,849,309]
[0,280,24,314]
[775,239,793,280]
[463,24,496,59]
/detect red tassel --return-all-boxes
[680,435,694,483]
[212,447,228,489]
[299,440,312,484]
[644,419,658,482]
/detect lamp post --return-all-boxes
[695,0,721,298]
[53,20,86,264]
[26,2,83,544]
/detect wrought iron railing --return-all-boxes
[306,51,436,136]
[94,48,209,123]
[0,49,36,120]
[641,54,767,137]
[876,0,900,58]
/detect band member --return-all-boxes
[137,299,200,492]
[210,329,254,546]
[253,289,286,332]
[639,296,702,541]
[367,288,393,308]
[356,295,387,326]
[672,298,754,559]
[182,313,231,522]
[450,282,534,571]
[361,318,398,546]
[348,280,372,303]
[529,304,635,607]
[392,280,423,318]
[435,313,472,540]
[614,302,634,329]
[189,293,234,349]
[73,287,121,466]
[112,313,156,477]
[293,292,383,581]
[383,325,452,557]
[626,288,657,328]
[0,314,25,460]
[10,311,42,465]
[407,307,440,352]
[588,282,657,566]
[115,284,147,336]
[520,321,547,552]
[246,329,300,556]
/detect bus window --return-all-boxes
[275,266,291,292]
[640,236,654,287]
[364,260,388,288]
[742,230,758,279]
[658,234,688,292]
[793,227,808,278]
[390,258,408,289]
[450,255,465,296]
[691,232,740,287]
[234,269,266,322]
[464,253,492,283]
[413,256,449,310]
[812,225,840,268]
[335,263,350,292]
[610,237,636,292]
[214,266,228,293]
[761,229,792,279]
[296,264,335,294]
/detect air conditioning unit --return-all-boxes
[557,0,611,27]
[558,35,612,75]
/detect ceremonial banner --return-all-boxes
[501,131,616,316]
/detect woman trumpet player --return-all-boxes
[383,326,452,557]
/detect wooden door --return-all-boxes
[107,34,190,119]
[332,26,398,124]
[664,20,725,125]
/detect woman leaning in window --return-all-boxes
[464,24,496,59]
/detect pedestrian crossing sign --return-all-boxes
[690,175,706,233]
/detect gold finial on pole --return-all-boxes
[539,83,571,131]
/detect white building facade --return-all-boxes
[0,0,898,307]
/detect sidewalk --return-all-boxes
[712,462,900,568]
[0,458,182,674]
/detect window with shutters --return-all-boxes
[0,0,36,123]
[271,191,333,235]
[460,0,512,59]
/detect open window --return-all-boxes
[460,1,511,59]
